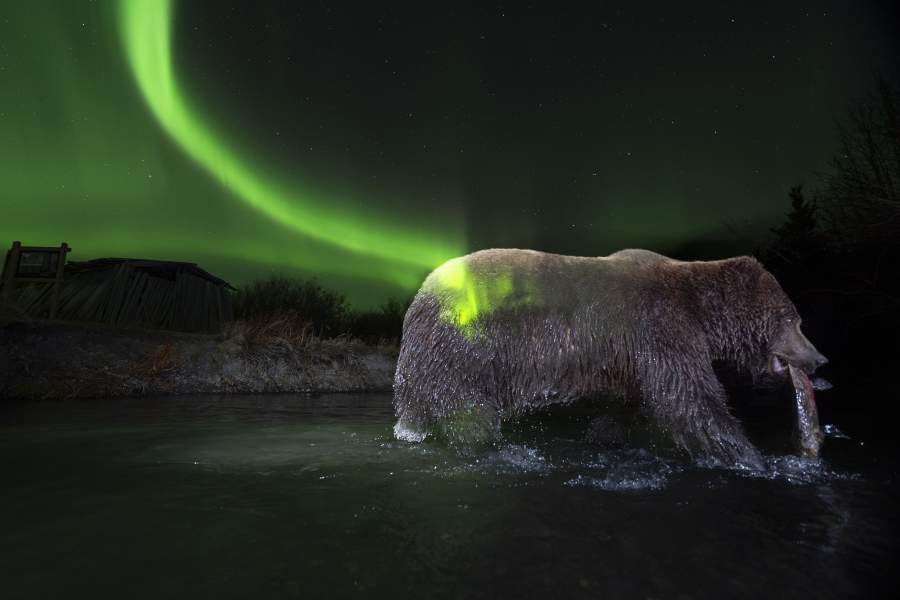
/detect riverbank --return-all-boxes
[0,317,398,401]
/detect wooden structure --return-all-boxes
[1,241,70,319]
[3,251,234,333]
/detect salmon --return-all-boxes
[789,364,824,458]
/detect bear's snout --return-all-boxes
[771,323,827,376]
[792,344,827,375]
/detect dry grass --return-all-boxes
[224,310,315,354]
[220,310,395,359]
[128,342,177,379]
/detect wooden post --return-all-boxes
[49,243,69,320]
[1,241,22,302]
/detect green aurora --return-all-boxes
[1,1,465,304]
[118,0,461,275]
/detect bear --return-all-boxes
[392,248,828,468]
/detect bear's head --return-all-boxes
[763,295,828,378]
[704,257,828,382]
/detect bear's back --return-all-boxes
[418,248,674,330]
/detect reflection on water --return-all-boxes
[0,393,896,599]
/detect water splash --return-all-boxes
[564,449,677,492]
[741,455,860,486]
[823,424,851,439]
[445,444,552,477]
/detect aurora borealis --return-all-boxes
[118,0,459,276]
[1,1,897,305]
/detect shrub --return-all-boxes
[232,276,349,337]
[232,276,412,342]
[347,296,412,343]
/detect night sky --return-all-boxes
[1,1,897,305]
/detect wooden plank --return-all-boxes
[201,280,212,331]
[156,277,174,329]
[7,277,59,283]
[214,284,224,330]
[49,242,69,319]
[183,274,198,331]
[154,279,171,327]
[118,270,146,327]
[1,241,22,301]
[135,274,155,325]
[171,272,185,330]
[98,270,119,321]
[11,245,71,252]
[146,278,167,327]
[79,272,111,322]
[109,264,132,325]
[223,288,234,323]
[17,282,45,314]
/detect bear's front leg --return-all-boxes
[640,362,765,469]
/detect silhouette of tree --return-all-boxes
[767,184,826,269]
[759,77,900,382]
[822,76,900,248]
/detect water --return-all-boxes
[0,394,897,599]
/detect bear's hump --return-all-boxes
[606,248,672,265]
[421,249,555,333]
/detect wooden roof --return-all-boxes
[66,258,234,289]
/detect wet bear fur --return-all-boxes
[393,248,806,468]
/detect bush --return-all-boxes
[232,276,411,343]
[233,276,349,337]
[347,296,412,343]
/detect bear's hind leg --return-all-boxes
[393,413,428,442]
[393,383,499,448]
[392,376,432,442]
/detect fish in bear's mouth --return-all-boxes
[768,353,832,459]
[788,364,826,459]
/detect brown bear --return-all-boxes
[392,248,828,468]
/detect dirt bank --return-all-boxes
[0,318,398,400]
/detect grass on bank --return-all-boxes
[229,276,411,352]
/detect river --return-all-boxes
[1,393,896,598]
